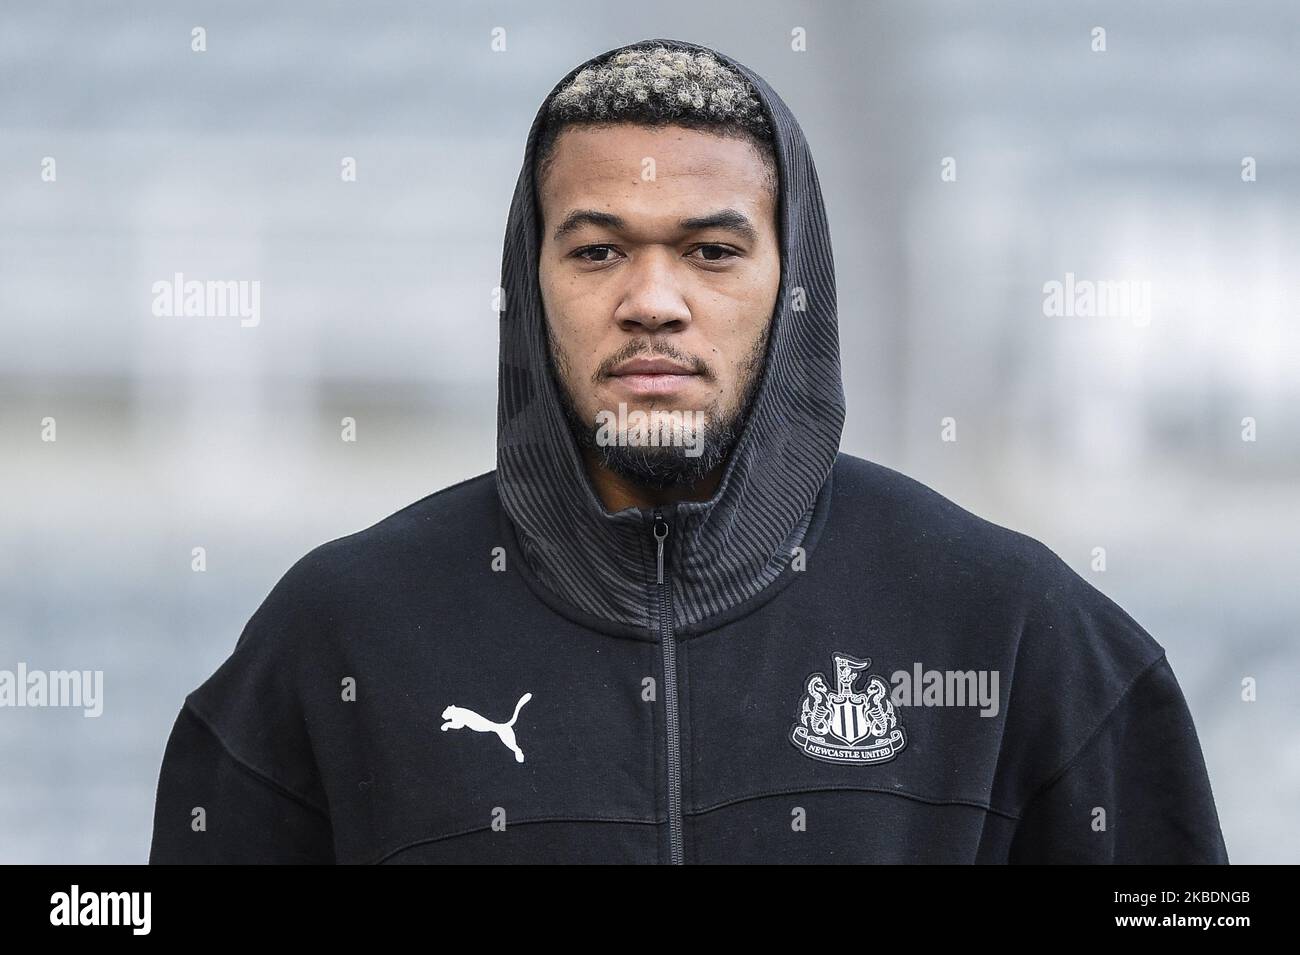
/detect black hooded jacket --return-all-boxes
[149,39,1229,864]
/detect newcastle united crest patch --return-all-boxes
[790,652,907,765]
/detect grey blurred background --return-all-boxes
[1,1,1296,863]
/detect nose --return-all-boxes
[612,249,692,334]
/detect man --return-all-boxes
[149,38,1229,864]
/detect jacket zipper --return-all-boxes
[653,507,684,865]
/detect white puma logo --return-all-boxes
[440,693,532,763]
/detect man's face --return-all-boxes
[537,123,781,491]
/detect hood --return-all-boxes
[495,37,845,632]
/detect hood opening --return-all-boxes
[495,38,845,631]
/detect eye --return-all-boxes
[572,244,622,264]
[570,243,740,266]
[689,244,740,263]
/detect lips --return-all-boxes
[608,357,699,397]
[610,357,696,376]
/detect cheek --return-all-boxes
[724,284,775,365]
[538,258,564,320]
[541,293,602,391]
[541,262,593,329]
[749,248,783,310]
[539,265,582,354]
[551,309,603,370]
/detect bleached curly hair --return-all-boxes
[535,42,778,198]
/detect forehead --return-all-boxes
[538,124,775,224]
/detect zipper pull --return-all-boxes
[652,508,669,585]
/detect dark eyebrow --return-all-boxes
[679,209,759,244]
[552,209,623,242]
[551,208,759,244]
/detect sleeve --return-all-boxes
[149,549,339,864]
[148,704,335,864]
[1007,654,1229,864]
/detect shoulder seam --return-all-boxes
[181,700,332,820]
[1012,651,1168,819]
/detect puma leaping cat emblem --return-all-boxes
[440,693,532,763]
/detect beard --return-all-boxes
[547,324,769,493]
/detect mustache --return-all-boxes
[594,340,712,382]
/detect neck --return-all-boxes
[581,448,723,512]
